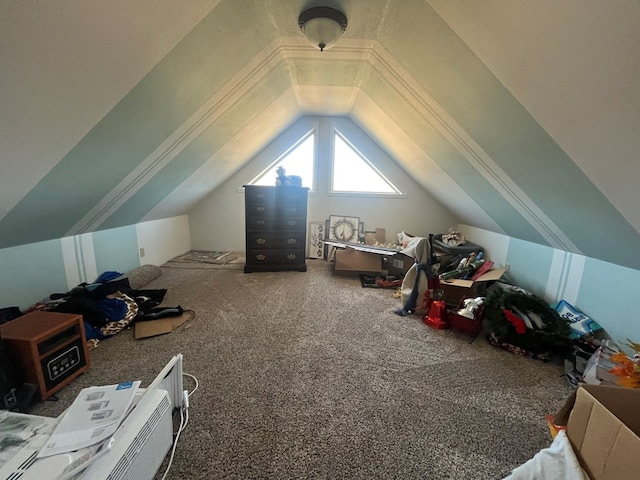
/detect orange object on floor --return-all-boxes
[424,300,449,329]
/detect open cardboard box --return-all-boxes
[550,384,640,480]
[134,311,194,339]
[439,267,507,306]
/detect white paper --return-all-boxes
[37,380,141,458]
[0,411,57,467]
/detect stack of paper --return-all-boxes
[37,381,141,458]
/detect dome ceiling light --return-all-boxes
[298,6,348,52]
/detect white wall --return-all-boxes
[189,117,458,251]
[136,215,191,267]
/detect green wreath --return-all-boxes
[484,288,571,357]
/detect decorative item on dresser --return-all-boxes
[244,185,309,273]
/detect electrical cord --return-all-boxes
[160,405,185,480]
[159,371,199,480]
[182,372,198,429]
[183,372,199,397]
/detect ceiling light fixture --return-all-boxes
[298,6,347,52]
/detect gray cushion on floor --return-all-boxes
[123,264,163,289]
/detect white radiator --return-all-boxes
[0,354,185,480]
[79,388,173,480]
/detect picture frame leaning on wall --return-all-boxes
[307,221,326,259]
[328,215,360,243]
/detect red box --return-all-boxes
[447,298,484,341]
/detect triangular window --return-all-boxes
[332,130,400,195]
[250,131,315,189]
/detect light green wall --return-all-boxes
[0,240,66,310]
[577,258,640,349]
[476,226,640,354]
[379,1,640,268]
[2,0,638,274]
[0,0,277,248]
[506,238,555,295]
[93,225,140,276]
[0,217,190,311]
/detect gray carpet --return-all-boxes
[30,259,572,479]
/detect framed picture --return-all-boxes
[307,221,326,259]
[328,215,360,243]
[324,218,330,259]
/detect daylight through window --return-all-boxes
[332,132,399,194]
[252,133,315,189]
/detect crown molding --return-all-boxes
[68,36,578,252]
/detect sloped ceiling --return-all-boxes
[1,0,639,269]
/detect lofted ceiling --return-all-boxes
[1,0,639,269]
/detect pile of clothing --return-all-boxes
[30,271,182,348]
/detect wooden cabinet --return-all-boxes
[244,185,308,273]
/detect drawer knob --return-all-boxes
[256,238,266,245]
[256,220,265,226]
[256,193,265,199]
[287,254,297,260]
[256,254,266,261]
[287,238,296,244]
[256,207,265,213]
[288,220,296,226]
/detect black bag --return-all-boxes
[0,338,23,409]
[0,335,37,411]
[0,306,22,325]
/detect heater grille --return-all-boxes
[106,393,171,480]
[3,449,38,480]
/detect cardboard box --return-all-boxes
[551,384,640,480]
[334,247,382,274]
[384,253,414,276]
[439,267,507,306]
[134,311,193,339]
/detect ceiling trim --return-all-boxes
[363,43,579,253]
[142,89,303,222]
[67,38,288,235]
[350,92,504,233]
[67,36,578,252]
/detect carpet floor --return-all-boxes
[30,259,572,479]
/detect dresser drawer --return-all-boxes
[245,215,306,232]
[247,232,305,250]
[246,248,305,265]
[245,186,307,206]
[245,203,305,217]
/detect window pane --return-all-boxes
[332,134,397,193]
[253,134,314,188]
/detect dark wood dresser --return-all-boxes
[244,185,309,273]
